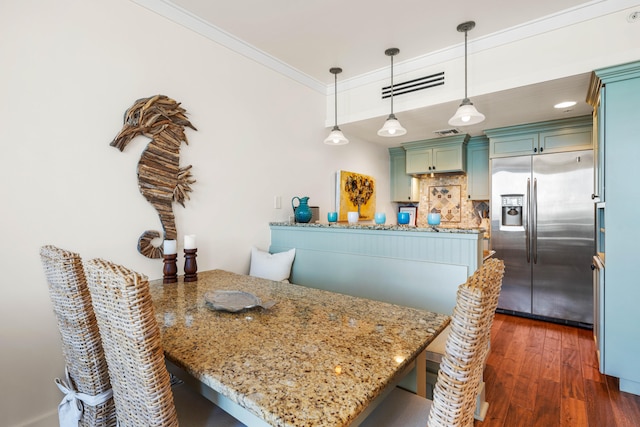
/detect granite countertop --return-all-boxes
[270,221,485,234]
[149,270,450,427]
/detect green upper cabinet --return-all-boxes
[466,136,489,200]
[389,147,419,202]
[405,147,433,175]
[489,133,538,157]
[485,116,593,158]
[402,134,469,175]
[587,60,640,395]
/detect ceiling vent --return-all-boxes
[381,71,444,99]
[433,128,461,137]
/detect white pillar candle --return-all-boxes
[184,234,197,250]
[163,239,177,255]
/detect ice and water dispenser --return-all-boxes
[501,194,523,227]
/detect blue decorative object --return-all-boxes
[374,212,386,224]
[428,213,441,226]
[397,212,410,225]
[327,211,338,223]
[292,197,312,223]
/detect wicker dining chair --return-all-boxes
[83,257,245,427]
[425,257,504,419]
[360,258,505,427]
[40,245,117,427]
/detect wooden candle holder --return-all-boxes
[184,248,198,282]
[163,253,178,284]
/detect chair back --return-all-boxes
[84,258,179,427]
[40,245,117,427]
[427,258,504,427]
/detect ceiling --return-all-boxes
[142,0,624,145]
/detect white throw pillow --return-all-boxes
[249,247,296,281]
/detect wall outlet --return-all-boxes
[274,196,281,209]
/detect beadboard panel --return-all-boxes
[270,225,483,314]
[270,226,481,268]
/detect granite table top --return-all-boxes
[269,221,485,234]
[149,270,450,427]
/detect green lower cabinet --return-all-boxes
[466,136,489,200]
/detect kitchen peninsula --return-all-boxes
[269,222,484,315]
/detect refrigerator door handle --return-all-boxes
[533,177,538,264]
[526,178,531,263]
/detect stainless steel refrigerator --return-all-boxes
[490,150,594,325]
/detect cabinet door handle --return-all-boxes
[540,147,544,153]
[533,147,537,153]
[591,193,599,200]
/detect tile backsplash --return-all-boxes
[401,172,490,237]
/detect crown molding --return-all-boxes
[130,0,327,93]
[131,0,638,96]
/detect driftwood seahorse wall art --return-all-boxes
[110,95,197,258]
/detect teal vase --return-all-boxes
[292,196,312,223]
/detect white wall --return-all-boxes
[0,1,391,425]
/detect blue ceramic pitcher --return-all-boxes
[292,196,312,223]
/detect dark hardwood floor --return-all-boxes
[476,313,640,427]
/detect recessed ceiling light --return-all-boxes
[554,101,577,109]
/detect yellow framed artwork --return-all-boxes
[336,170,376,222]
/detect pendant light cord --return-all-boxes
[334,72,338,127]
[390,53,394,115]
[464,28,468,100]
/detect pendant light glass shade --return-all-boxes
[378,114,407,136]
[324,67,349,145]
[448,21,485,127]
[448,98,485,126]
[378,48,406,137]
[324,126,349,145]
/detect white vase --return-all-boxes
[347,211,359,224]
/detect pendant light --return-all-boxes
[378,48,406,137]
[448,21,485,127]
[324,67,349,145]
